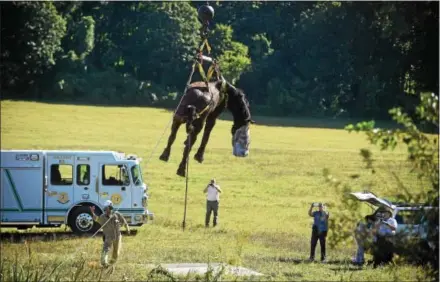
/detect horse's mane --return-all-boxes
[228,86,251,122]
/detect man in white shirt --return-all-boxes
[372,207,398,266]
[204,178,222,227]
[374,209,398,238]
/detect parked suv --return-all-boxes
[350,192,437,255]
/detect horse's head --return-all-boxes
[223,80,255,157]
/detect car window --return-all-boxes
[102,164,130,186]
[51,164,73,185]
[395,210,424,225]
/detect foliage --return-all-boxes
[71,16,95,60]
[1,1,438,121]
[1,2,66,94]
[327,92,439,272]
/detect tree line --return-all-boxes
[1,1,438,120]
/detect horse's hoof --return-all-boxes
[194,153,204,163]
[159,152,169,162]
[176,168,186,177]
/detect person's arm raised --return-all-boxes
[308,204,314,217]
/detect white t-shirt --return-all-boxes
[377,218,398,236]
[206,184,220,201]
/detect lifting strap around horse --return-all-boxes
[193,79,227,120]
[183,8,228,121]
[199,38,212,55]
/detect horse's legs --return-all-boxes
[194,117,217,163]
[177,119,203,177]
[159,117,182,162]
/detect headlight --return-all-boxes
[142,194,148,207]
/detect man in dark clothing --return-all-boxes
[308,203,330,262]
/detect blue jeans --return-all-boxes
[355,244,365,263]
[354,234,375,263]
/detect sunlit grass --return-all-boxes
[0,100,433,281]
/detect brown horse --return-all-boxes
[159,78,254,177]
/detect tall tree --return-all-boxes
[1,2,66,97]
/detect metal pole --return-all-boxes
[182,133,191,231]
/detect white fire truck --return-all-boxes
[0,150,153,234]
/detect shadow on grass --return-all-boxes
[275,257,306,264]
[329,266,364,272]
[283,271,303,279]
[275,257,366,273]
[274,257,356,266]
[1,230,136,244]
[217,112,400,130]
[2,98,399,130]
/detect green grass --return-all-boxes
[0,100,434,281]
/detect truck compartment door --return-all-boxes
[0,151,44,223]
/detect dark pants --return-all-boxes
[373,236,394,267]
[205,200,219,227]
[310,226,327,260]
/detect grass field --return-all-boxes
[0,100,434,281]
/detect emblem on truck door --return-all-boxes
[57,192,70,204]
[111,193,122,205]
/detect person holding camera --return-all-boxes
[308,203,329,262]
[371,207,397,266]
[90,200,130,267]
[204,178,222,227]
[372,208,397,238]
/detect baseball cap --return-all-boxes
[376,206,392,214]
[104,200,113,209]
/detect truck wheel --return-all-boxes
[69,206,100,235]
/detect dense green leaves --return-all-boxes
[1,2,66,94]
[1,1,438,120]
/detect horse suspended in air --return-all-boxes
[159,77,254,177]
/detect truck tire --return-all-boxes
[69,206,101,235]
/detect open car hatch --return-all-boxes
[350,192,396,210]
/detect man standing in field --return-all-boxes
[352,214,376,265]
[204,178,222,227]
[308,203,329,262]
[90,200,130,267]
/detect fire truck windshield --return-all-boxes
[131,164,143,186]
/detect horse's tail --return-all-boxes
[185,105,197,133]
